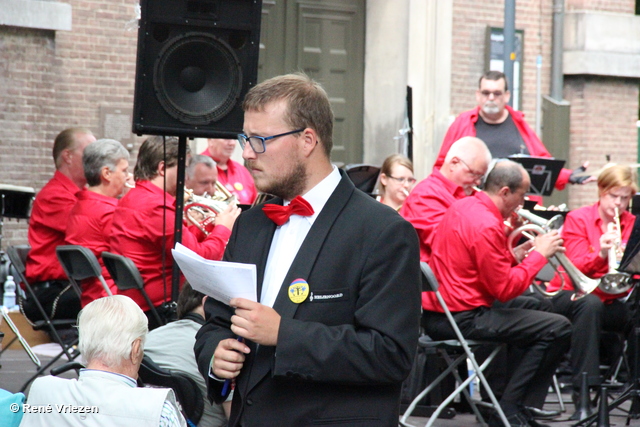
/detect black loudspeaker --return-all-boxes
[132,0,262,138]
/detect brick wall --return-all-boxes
[450,0,553,128]
[564,77,639,208]
[450,0,639,209]
[0,0,140,247]
[566,0,635,13]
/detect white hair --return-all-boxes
[78,295,148,367]
[186,154,216,179]
[444,136,492,166]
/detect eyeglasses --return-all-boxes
[480,90,504,98]
[237,128,305,154]
[458,158,485,179]
[387,175,417,185]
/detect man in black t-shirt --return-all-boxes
[434,71,592,193]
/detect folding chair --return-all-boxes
[138,354,204,425]
[101,251,164,327]
[5,245,80,391]
[56,245,113,303]
[400,262,510,427]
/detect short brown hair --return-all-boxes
[242,73,334,158]
[598,165,638,196]
[177,283,205,319]
[479,70,509,92]
[53,127,93,168]
[134,136,187,181]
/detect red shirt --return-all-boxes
[109,181,232,311]
[424,192,548,312]
[400,169,467,262]
[434,105,572,193]
[26,171,80,283]
[64,190,118,307]
[200,150,257,205]
[546,202,635,302]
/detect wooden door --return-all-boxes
[258,0,365,165]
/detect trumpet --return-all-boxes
[508,209,599,300]
[184,182,236,235]
[600,207,633,295]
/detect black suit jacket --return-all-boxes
[195,172,421,427]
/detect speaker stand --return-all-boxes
[171,135,188,303]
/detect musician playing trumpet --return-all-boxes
[546,164,637,419]
[110,136,241,329]
[424,160,571,426]
[184,155,240,241]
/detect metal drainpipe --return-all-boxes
[550,0,564,101]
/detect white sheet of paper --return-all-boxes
[172,243,257,305]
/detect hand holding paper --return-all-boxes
[171,243,257,304]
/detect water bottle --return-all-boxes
[3,275,16,308]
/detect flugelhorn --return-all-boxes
[508,209,599,300]
[600,207,632,295]
[184,182,237,235]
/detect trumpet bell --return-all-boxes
[184,182,236,235]
[598,272,633,295]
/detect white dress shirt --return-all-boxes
[260,166,341,307]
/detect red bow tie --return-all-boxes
[263,196,314,226]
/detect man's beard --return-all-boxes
[257,162,307,201]
[482,102,500,116]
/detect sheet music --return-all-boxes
[172,243,257,305]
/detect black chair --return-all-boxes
[101,251,164,327]
[5,245,80,391]
[56,245,113,301]
[400,262,509,427]
[138,354,204,425]
[344,164,380,195]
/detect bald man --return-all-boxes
[400,136,491,262]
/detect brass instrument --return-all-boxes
[184,181,236,235]
[508,209,599,300]
[600,207,633,295]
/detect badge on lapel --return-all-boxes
[288,278,310,304]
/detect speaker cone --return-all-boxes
[154,32,243,125]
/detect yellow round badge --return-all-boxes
[288,279,310,304]
[234,182,244,191]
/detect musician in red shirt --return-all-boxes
[65,139,130,307]
[24,127,96,322]
[546,164,637,417]
[201,138,257,205]
[400,136,491,262]
[423,160,571,426]
[110,136,240,328]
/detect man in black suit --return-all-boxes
[195,73,421,426]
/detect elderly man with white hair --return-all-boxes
[20,295,186,427]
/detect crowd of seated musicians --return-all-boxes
[399,138,638,424]
[19,125,638,425]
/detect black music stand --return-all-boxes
[0,184,35,246]
[508,155,565,197]
[574,215,640,426]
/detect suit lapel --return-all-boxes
[245,172,355,393]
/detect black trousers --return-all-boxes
[423,306,571,414]
[551,290,632,388]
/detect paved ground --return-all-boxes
[2,346,640,426]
